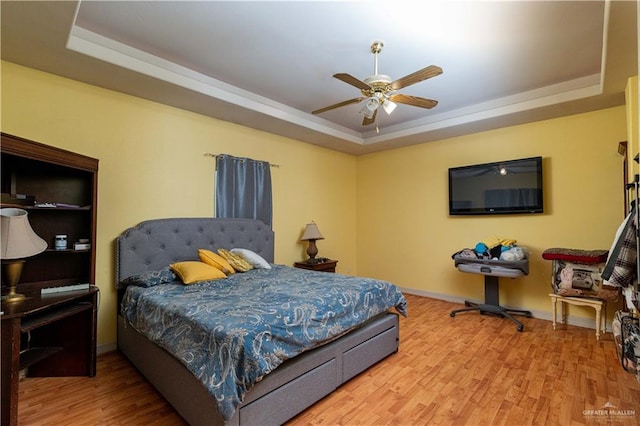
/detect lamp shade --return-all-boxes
[301,222,324,241]
[0,208,47,259]
[382,99,397,115]
[359,97,379,119]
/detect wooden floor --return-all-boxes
[18,294,640,425]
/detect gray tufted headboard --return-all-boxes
[115,217,274,286]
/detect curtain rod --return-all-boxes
[204,153,280,168]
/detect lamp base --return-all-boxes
[2,291,25,303]
[2,259,26,303]
[306,239,319,261]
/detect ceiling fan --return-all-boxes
[312,41,443,126]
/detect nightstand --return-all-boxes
[294,259,338,273]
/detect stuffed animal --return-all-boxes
[558,265,583,296]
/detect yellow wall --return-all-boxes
[1,61,357,347]
[1,60,632,347]
[357,107,628,319]
[626,76,639,166]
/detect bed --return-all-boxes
[115,218,407,426]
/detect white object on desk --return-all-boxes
[41,283,90,294]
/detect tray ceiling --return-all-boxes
[1,1,637,154]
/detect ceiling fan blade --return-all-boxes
[390,65,443,91]
[312,97,365,115]
[390,93,438,109]
[362,108,378,126]
[334,73,371,91]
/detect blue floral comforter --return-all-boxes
[121,264,407,420]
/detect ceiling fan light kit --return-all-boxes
[312,40,442,127]
[382,99,397,115]
[360,97,379,119]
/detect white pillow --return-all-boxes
[231,248,271,269]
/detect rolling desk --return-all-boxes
[450,255,532,331]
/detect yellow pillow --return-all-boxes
[170,261,227,284]
[218,249,253,272]
[198,249,235,275]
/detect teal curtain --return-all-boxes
[215,154,272,227]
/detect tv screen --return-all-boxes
[448,156,543,215]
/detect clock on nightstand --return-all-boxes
[294,259,338,273]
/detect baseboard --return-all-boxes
[98,342,117,355]
[399,287,603,331]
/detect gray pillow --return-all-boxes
[120,266,177,288]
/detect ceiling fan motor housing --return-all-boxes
[363,74,392,86]
[363,75,394,99]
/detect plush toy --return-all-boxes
[558,265,583,296]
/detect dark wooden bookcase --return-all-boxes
[0,133,99,426]
[0,132,98,292]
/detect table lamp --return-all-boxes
[301,222,324,264]
[1,208,47,303]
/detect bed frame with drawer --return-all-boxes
[116,218,400,426]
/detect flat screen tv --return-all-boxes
[448,156,543,215]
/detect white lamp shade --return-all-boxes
[382,100,397,115]
[359,97,379,119]
[0,208,47,259]
[301,222,324,241]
